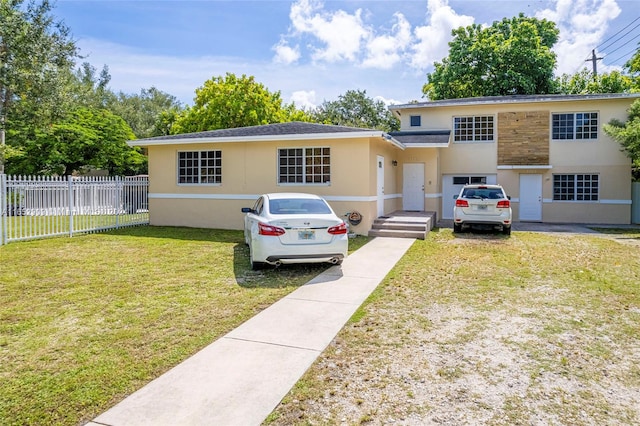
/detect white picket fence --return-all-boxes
[1,174,149,245]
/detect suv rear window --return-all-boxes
[462,188,504,199]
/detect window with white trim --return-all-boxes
[278,147,330,184]
[552,112,598,140]
[453,116,494,142]
[178,150,222,184]
[553,174,599,201]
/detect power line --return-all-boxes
[606,47,638,67]
[596,16,640,51]
[605,33,640,57]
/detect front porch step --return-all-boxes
[368,228,428,239]
[367,211,436,240]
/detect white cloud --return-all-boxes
[410,0,474,69]
[290,90,317,110]
[536,0,622,74]
[362,13,412,69]
[289,0,370,63]
[272,39,300,65]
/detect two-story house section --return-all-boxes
[389,94,640,224]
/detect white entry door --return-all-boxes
[403,163,425,211]
[519,174,543,221]
[377,155,385,217]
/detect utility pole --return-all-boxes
[586,49,604,77]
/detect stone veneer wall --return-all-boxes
[497,111,550,166]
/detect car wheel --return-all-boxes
[502,226,511,236]
[453,223,462,233]
[248,243,264,270]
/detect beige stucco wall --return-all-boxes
[398,97,634,224]
[146,136,403,232]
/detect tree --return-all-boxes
[557,69,633,94]
[604,99,640,181]
[312,89,399,132]
[423,14,559,100]
[107,87,183,139]
[172,73,311,133]
[0,0,78,172]
[626,47,640,91]
[10,107,146,176]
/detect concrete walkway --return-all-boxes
[88,237,415,426]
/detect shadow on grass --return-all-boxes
[451,228,511,241]
[105,225,373,290]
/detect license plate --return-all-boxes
[298,230,315,240]
[477,205,487,210]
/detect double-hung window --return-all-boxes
[552,112,598,140]
[553,174,599,201]
[278,147,330,184]
[453,116,494,142]
[178,150,222,184]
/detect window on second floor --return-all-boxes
[453,116,494,142]
[410,115,421,127]
[552,112,598,140]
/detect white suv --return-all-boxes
[453,184,512,235]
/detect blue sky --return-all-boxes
[55,0,640,108]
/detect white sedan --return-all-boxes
[241,193,348,269]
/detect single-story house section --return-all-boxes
[128,122,408,234]
[129,93,640,233]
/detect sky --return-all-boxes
[54,0,640,109]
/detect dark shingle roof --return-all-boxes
[389,93,640,110]
[134,121,381,144]
[389,130,450,146]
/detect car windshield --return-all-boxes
[462,188,504,199]
[269,198,332,215]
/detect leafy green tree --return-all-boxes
[10,107,146,176]
[172,73,311,133]
[312,89,399,132]
[604,99,640,181]
[0,0,78,172]
[557,69,632,94]
[107,87,183,139]
[423,14,559,100]
[626,47,640,91]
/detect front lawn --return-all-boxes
[0,226,369,425]
[268,229,640,425]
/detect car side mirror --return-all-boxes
[241,207,254,213]
[453,195,458,199]
[507,196,511,200]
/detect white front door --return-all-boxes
[519,174,543,221]
[403,163,425,211]
[377,155,385,217]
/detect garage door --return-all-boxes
[442,174,497,219]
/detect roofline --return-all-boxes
[389,93,640,112]
[128,130,406,150]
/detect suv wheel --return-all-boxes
[453,223,462,233]
[502,226,511,236]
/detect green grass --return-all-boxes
[0,227,371,425]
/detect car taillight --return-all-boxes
[328,222,348,235]
[258,222,286,236]
[497,200,510,208]
[455,199,469,207]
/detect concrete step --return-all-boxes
[371,221,427,231]
[368,228,427,240]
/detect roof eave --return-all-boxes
[128,130,393,147]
